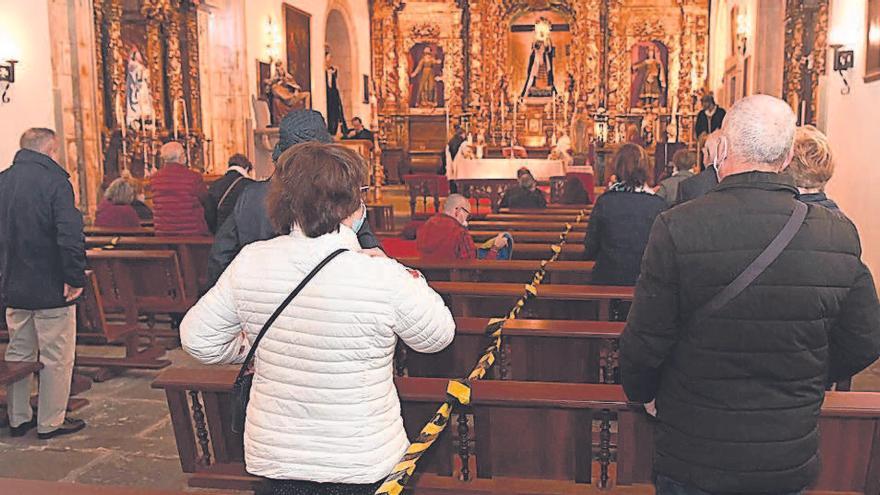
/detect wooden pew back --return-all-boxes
[468,221,588,232]
[87,250,191,315]
[471,230,586,244]
[400,259,593,284]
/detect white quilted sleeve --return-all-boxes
[180,257,248,365]
[390,265,455,353]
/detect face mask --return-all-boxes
[351,202,367,233]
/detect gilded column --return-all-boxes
[165,0,185,128]
[183,0,202,132]
[141,0,169,127]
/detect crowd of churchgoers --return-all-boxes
[0,94,878,495]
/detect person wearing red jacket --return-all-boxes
[151,142,213,236]
[416,194,509,260]
[95,178,142,229]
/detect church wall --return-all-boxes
[822,0,880,276]
[242,0,372,136]
[0,0,55,170]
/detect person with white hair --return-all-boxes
[150,141,213,235]
[416,194,510,260]
[620,94,880,495]
[675,129,722,204]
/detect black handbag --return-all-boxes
[231,248,348,433]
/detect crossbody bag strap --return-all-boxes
[693,201,808,321]
[217,176,246,211]
[233,248,348,382]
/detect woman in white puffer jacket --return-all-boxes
[180,142,455,495]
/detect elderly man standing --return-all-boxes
[151,142,212,236]
[0,128,87,439]
[675,130,721,204]
[621,95,880,495]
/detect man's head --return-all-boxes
[443,193,471,227]
[702,130,723,168]
[227,153,252,173]
[701,94,716,112]
[20,128,59,162]
[453,125,465,138]
[160,142,186,167]
[716,94,797,181]
[516,167,532,179]
[518,172,538,191]
[273,109,332,162]
[351,117,364,131]
[672,149,696,173]
[789,125,835,192]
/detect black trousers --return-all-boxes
[259,479,383,495]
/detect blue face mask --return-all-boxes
[351,202,367,233]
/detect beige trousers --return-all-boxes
[5,306,76,433]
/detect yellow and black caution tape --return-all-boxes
[375,209,588,495]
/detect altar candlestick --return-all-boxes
[172,100,180,141]
[116,93,127,172]
[512,98,518,153]
[181,99,191,166]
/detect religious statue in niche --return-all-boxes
[265,60,310,127]
[125,47,155,131]
[409,43,445,108]
[326,46,347,135]
[630,41,668,109]
[520,17,556,98]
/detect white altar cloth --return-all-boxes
[448,157,566,181]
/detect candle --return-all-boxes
[181,99,191,166]
[116,93,127,172]
[172,100,179,140]
[512,98,518,151]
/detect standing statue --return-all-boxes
[520,17,556,97]
[326,47,346,135]
[125,47,155,130]
[410,45,442,108]
[266,60,309,126]
[632,45,667,108]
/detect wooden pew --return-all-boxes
[86,236,213,298]
[0,361,42,386]
[429,281,633,321]
[471,230,586,244]
[400,259,593,284]
[400,316,623,383]
[74,270,170,378]
[500,206,592,215]
[468,220,588,232]
[152,368,880,494]
[0,478,230,495]
[84,226,155,236]
[484,213,588,222]
[86,250,194,317]
[512,243,584,260]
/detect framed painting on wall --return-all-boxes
[284,4,311,93]
[866,0,880,83]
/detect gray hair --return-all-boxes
[443,193,469,215]
[20,128,56,154]
[721,94,796,167]
[160,142,186,165]
[104,178,136,205]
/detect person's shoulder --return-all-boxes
[804,200,861,251]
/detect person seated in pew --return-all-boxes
[654,149,695,206]
[560,175,589,205]
[620,95,880,495]
[675,130,722,204]
[584,143,666,287]
[205,110,380,292]
[206,153,254,234]
[791,125,843,215]
[151,142,213,236]
[499,169,547,209]
[181,142,455,495]
[417,194,512,260]
[94,178,142,229]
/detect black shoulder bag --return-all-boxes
[692,201,808,322]
[231,248,348,433]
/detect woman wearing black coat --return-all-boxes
[584,143,667,286]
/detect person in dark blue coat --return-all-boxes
[584,143,666,286]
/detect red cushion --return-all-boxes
[381,238,420,259]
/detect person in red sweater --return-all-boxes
[95,178,142,228]
[417,194,509,260]
[151,142,212,236]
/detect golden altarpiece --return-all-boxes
[370,0,709,182]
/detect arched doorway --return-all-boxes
[325,8,355,134]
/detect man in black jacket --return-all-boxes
[204,110,379,290]
[621,95,880,494]
[694,93,725,140]
[0,128,88,439]
[206,154,254,233]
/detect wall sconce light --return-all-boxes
[736,13,749,56]
[829,44,854,95]
[0,59,17,104]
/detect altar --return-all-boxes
[448,157,566,181]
